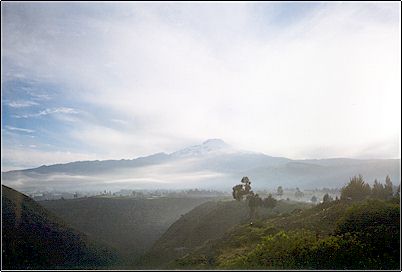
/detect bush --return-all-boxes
[335,199,400,269]
[219,199,400,270]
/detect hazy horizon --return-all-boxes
[1,137,401,172]
[2,2,401,171]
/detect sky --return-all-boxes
[1,2,401,171]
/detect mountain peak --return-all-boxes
[171,139,231,158]
[202,139,228,147]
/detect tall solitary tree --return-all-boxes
[276,186,284,198]
[232,176,253,201]
[232,184,244,201]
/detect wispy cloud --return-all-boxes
[13,107,79,118]
[23,87,52,101]
[5,126,35,133]
[7,100,39,108]
[111,119,129,126]
[1,147,102,171]
[29,93,51,101]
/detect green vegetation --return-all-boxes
[216,199,399,270]
[340,174,398,202]
[140,197,311,269]
[340,174,371,201]
[170,175,400,270]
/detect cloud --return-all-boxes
[1,147,102,171]
[13,107,79,118]
[68,123,191,158]
[7,100,38,108]
[1,2,400,167]
[5,126,35,133]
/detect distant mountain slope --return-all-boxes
[3,152,170,176]
[245,159,401,189]
[138,199,310,269]
[1,185,118,270]
[40,196,218,266]
[2,139,400,191]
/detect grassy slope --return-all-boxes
[139,199,311,269]
[2,185,118,270]
[40,195,218,266]
[174,198,400,269]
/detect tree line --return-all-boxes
[232,174,399,219]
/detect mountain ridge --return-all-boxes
[2,139,400,191]
[4,138,399,174]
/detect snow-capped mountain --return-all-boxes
[170,139,232,158]
[2,139,400,192]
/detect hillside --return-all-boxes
[40,196,218,266]
[1,185,118,269]
[138,199,311,269]
[172,198,400,270]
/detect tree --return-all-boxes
[294,187,304,199]
[243,177,252,194]
[384,175,394,199]
[276,186,284,198]
[232,184,244,201]
[263,194,277,209]
[371,179,386,200]
[340,175,371,202]
[323,193,333,203]
[247,193,277,220]
[232,177,253,201]
[311,195,318,204]
[232,177,278,220]
[247,192,261,219]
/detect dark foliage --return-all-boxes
[41,195,214,266]
[1,185,118,270]
[323,193,333,203]
[232,177,277,219]
[216,199,400,270]
[340,174,371,201]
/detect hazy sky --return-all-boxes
[1,2,401,170]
